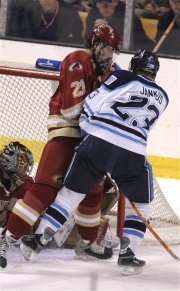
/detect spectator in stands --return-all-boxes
[8,0,84,45]
[62,0,94,12]
[79,0,95,12]
[85,0,154,50]
[155,0,180,56]
[135,1,170,19]
[6,0,32,37]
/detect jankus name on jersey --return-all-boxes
[140,87,163,104]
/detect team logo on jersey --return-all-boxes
[69,62,83,71]
[105,75,117,85]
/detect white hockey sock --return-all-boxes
[36,186,86,234]
[123,200,152,254]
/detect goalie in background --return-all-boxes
[0,142,34,228]
[0,24,122,268]
[0,142,34,266]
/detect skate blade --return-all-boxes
[20,243,35,261]
[119,265,144,276]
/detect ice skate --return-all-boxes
[99,227,120,249]
[0,231,17,268]
[75,234,113,260]
[20,227,55,261]
[118,237,145,275]
[0,236,9,268]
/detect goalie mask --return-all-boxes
[87,24,122,74]
[0,142,34,192]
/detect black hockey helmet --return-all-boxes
[0,142,34,191]
[129,49,160,80]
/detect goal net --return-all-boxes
[0,64,179,245]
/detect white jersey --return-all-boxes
[80,70,169,155]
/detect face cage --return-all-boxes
[92,42,119,74]
[12,172,28,188]
[0,166,21,192]
[4,167,31,192]
[10,157,33,186]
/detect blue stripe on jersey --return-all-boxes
[84,100,94,116]
[124,228,144,239]
[93,112,148,138]
[91,116,147,140]
[85,118,146,146]
[91,116,147,141]
[81,110,148,142]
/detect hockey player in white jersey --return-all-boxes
[21,49,169,275]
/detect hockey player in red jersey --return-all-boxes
[0,142,34,230]
[0,24,122,268]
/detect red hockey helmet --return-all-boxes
[90,24,122,54]
[87,24,122,74]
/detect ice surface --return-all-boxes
[0,178,180,291]
[0,245,179,291]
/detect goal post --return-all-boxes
[0,64,179,245]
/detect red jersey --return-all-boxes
[0,177,33,227]
[47,50,116,140]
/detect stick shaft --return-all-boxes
[153,12,180,53]
[129,200,180,260]
[107,174,180,260]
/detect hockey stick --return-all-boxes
[53,213,75,247]
[152,11,180,53]
[107,174,180,261]
[129,200,180,261]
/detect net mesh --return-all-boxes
[0,65,59,176]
